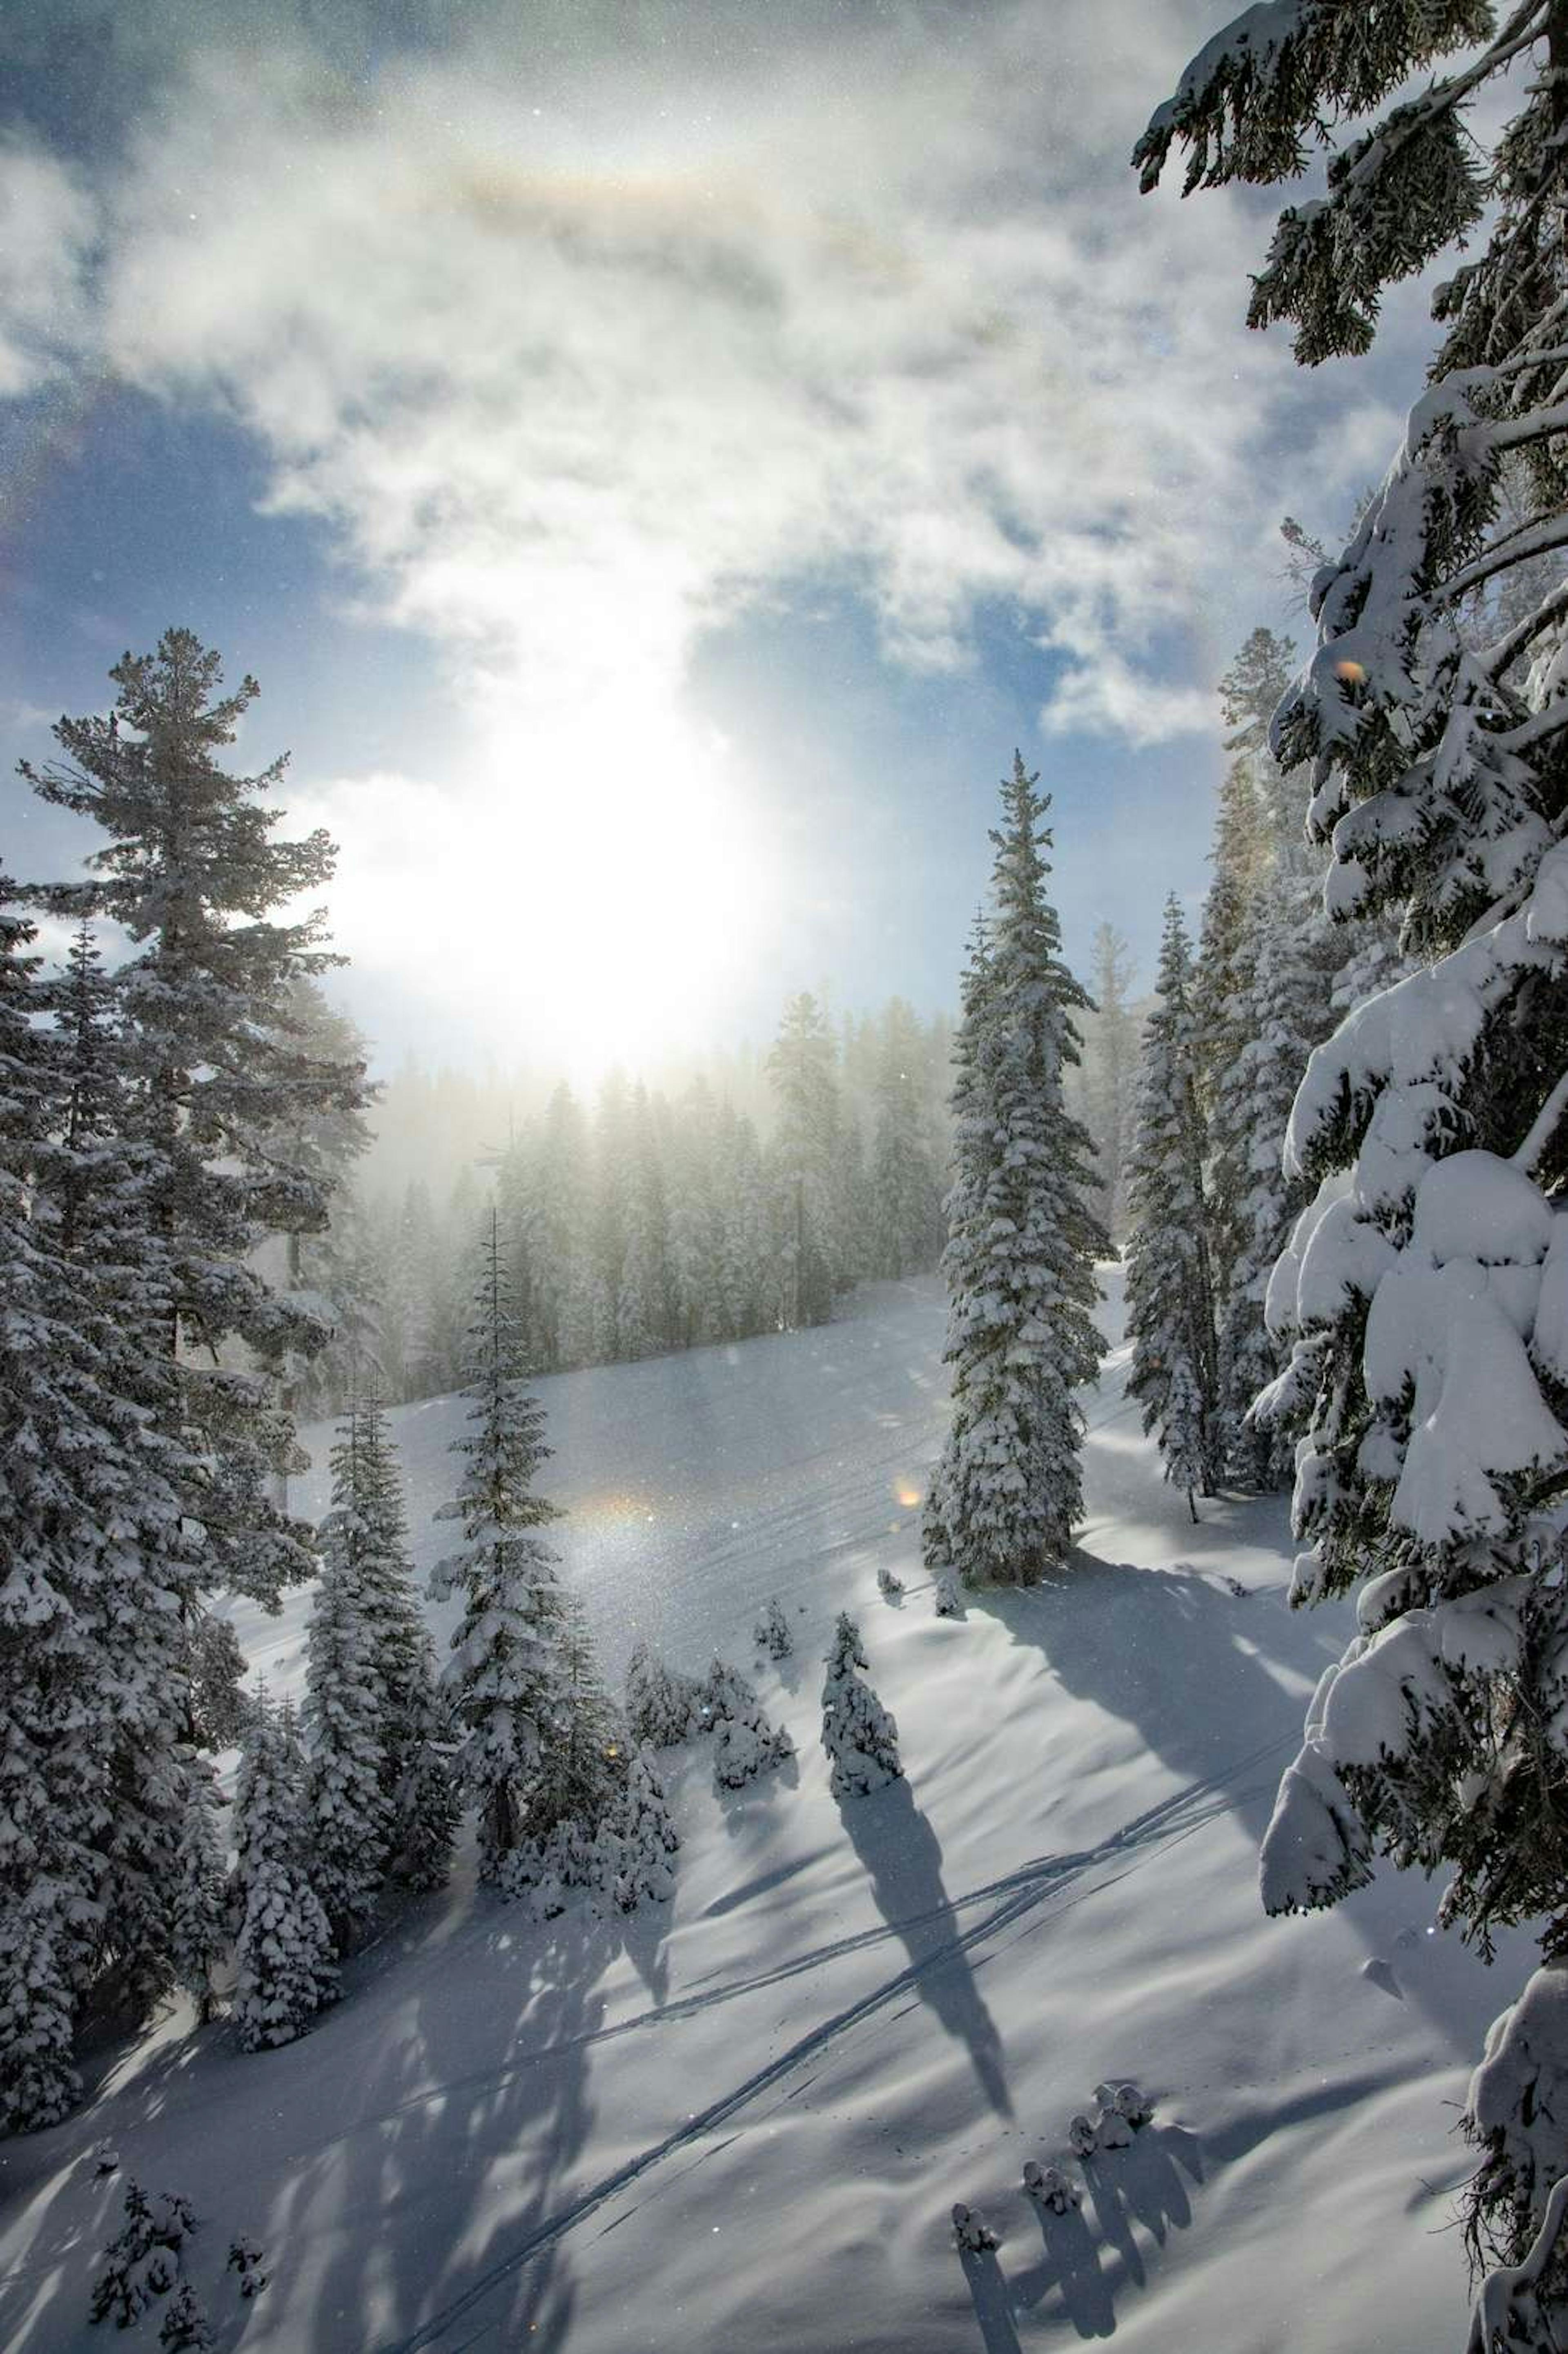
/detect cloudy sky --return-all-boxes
[0,0,1438,1074]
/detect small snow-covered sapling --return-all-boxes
[158,2281,216,2351]
[754,1598,793,1659]
[876,1563,905,1601]
[1095,2107,1133,2150]
[227,2238,270,2300]
[94,2139,120,2177]
[1114,2081,1153,2127]
[951,2202,1000,2253]
[89,2182,197,2329]
[1093,2078,1153,2130]
[1022,2161,1079,2214]
[933,1565,962,1618]
[1067,2114,1098,2158]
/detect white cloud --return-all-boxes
[52,6,1390,741]
[0,137,96,396]
[1,3,1432,1053]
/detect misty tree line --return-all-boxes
[290,990,956,1418]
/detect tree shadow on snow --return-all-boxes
[298,1879,616,2354]
[1008,2125,1201,2340]
[976,1553,1330,1866]
[837,1777,1013,2117]
[960,2245,1025,2353]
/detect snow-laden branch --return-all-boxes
[1466,2173,1568,2353]
[1514,1066,1568,1177]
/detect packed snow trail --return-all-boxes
[0,1270,1544,2353]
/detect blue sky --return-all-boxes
[0,0,1437,1073]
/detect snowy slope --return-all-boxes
[0,1272,1537,2353]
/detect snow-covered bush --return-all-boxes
[1022,2162,1079,2214]
[1067,2114,1098,2158]
[227,2238,269,2301]
[932,1562,962,1619]
[876,1563,904,1601]
[753,1598,793,1659]
[820,1614,902,1798]
[951,2202,999,2253]
[625,1641,706,1748]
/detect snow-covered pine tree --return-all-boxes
[1140,5,1568,2303]
[715,1104,774,1341]
[820,1613,902,1797]
[768,992,842,1329]
[1211,865,1335,1489]
[624,1642,706,1747]
[89,2181,200,2330]
[1124,896,1223,1513]
[303,1399,396,1944]
[869,998,945,1279]
[429,1212,568,1878]
[754,1598,793,1660]
[0,888,205,2129]
[331,1380,457,1890]
[232,1697,337,2052]
[618,1084,676,1360]
[922,756,1110,1587]
[169,1761,228,2024]
[19,630,369,1611]
[260,978,375,1438]
[536,1590,624,1850]
[606,1748,679,1911]
[666,1077,728,1348]
[704,1657,794,1791]
[1083,924,1139,1243]
[588,1070,633,1363]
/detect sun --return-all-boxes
[314,689,784,1075]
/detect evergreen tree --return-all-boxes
[0,888,202,2129]
[667,1077,727,1347]
[820,1614,902,1797]
[169,1762,228,2024]
[768,992,842,1328]
[1125,897,1223,1513]
[232,1698,337,2052]
[1084,924,1139,1241]
[625,1642,706,1747]
[303,1400,396,1943]
[1141,6,1568,2301]
[429,1212,568,1877]
[704,1657,793,1791]
[587,1071,633,1363]
[923,755,1110,1587]
[18,629,369,1610]
[262,978,376,1435]
[604,1747,679,1911]
[716,1105,774,1339]
[619,1084,675,1359]
[869,999,945,1278]
[1211,870,1333,1487]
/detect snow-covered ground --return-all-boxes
[0,1271,1537,2351]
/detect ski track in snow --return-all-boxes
[373,1733,1292,2353]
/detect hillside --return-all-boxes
[0,1270,1533,2353]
